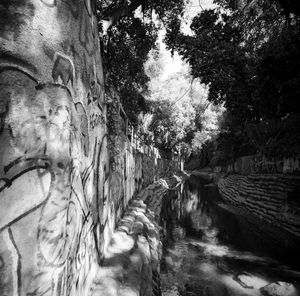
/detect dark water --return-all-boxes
[160,176,300,296]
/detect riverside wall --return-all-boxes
[213,154,300,175]
[215,155,300,242]
[0,2,180,296]
[90,181,171,296]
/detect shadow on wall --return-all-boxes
[0,0,107,295]
[0,71,105,296]
[0,1,180,295]
[90,198,162,296]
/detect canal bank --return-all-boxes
[160,175,300,296]
[90,172,188,296]
[90,172,300,296]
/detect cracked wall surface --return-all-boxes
[0,1,181,296]
[0,1,107,295]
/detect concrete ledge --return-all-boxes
[89,176,184,296]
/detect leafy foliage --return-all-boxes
[246,115,300,157]
[141,99,195,153]
[97,0,188,125]
[98,0,300,161]
[102,16,157,124]
[165,0,300,161]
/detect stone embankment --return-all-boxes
[90,174,186,296]
[189,154,300,243]
[218,174,300,240]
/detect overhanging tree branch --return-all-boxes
[102,0,144,33]
[276,0,300,16]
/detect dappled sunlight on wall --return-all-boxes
[0,0,105,295]
[0,1,181,295]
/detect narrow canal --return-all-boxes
[160,176,300,296]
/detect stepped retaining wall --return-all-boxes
[218,173,300,241]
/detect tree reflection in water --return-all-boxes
[160,176,300,296]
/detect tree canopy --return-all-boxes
[96,0,188,126]
[165,0,300,160]
[97,0,300,162]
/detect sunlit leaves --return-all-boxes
[165,0,300,159]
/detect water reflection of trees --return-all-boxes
[160,177,216,254]
[181,179,214,237]
[160,177,300,296]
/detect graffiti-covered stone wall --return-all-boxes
[0,2,181,296]
[106,133,181,254]
[0,0,107,295]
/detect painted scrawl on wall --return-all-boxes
[0,1,181,295]
[0,0,108,295]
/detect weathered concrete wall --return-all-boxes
[0,1,107,295]
[0,2,181,296]
[106,135,180,254]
